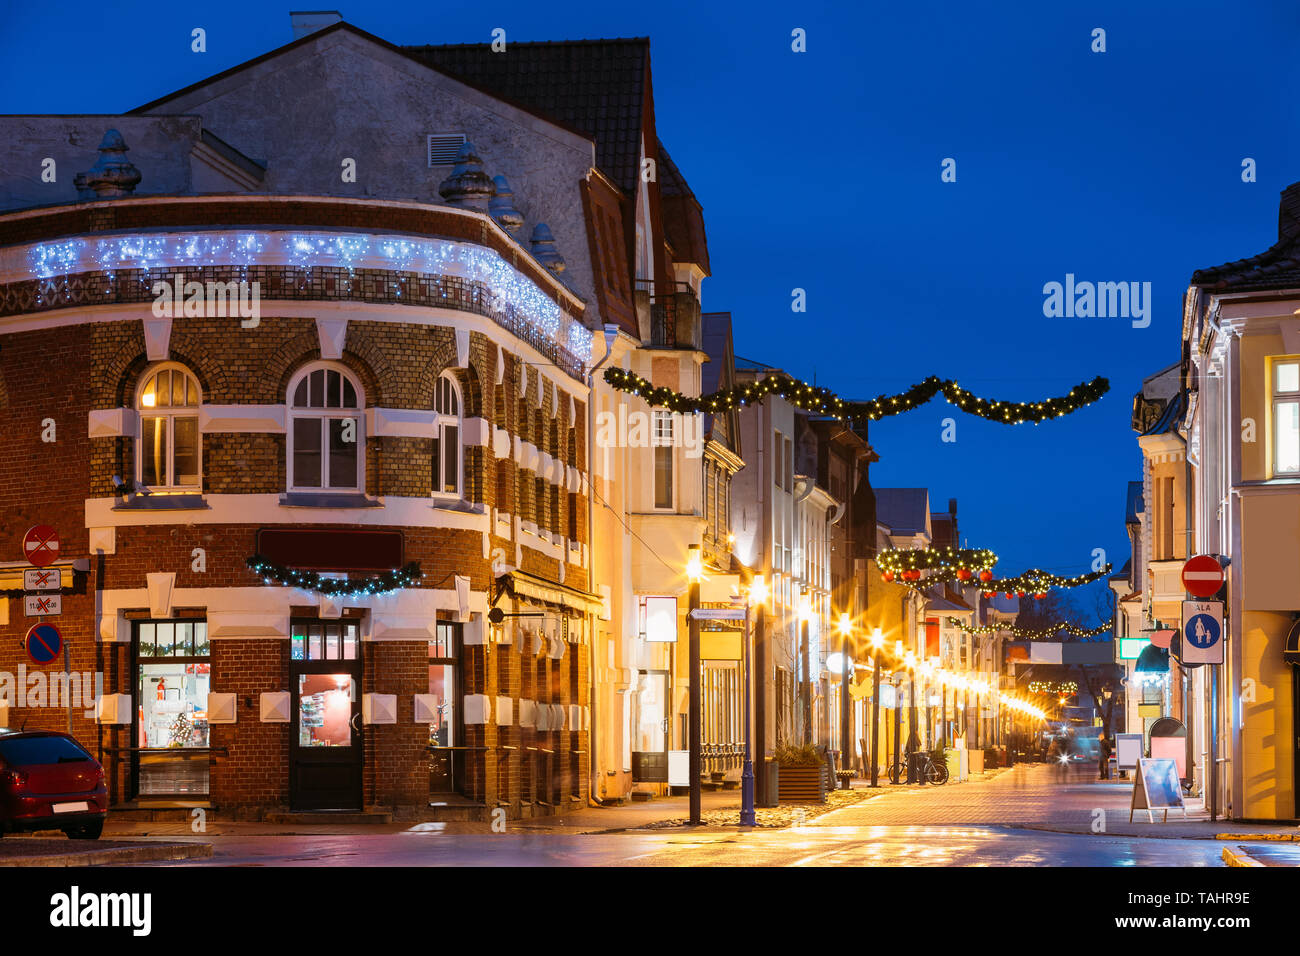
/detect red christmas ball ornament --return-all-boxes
[956,568,972,581]
[979,570,992,582]
[982,591,994,599]
[1017,591,1026,599]
[1035,592,1047,599]
[1004,592,1014,600]
[882,571,894,583]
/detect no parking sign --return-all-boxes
[24,621,63,666]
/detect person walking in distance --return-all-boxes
[1098,733,1112,780]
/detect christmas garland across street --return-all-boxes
[877,546,998,585]
[603,367,1110,425]
[977,566,1113,597]
[947,619,1112,640]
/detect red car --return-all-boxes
[0,730,107,839]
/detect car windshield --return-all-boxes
[0,735,92,766]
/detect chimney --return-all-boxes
[291,10,342,40]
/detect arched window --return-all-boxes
[432,372,461,496]
[136,364,201,489]
[287,363,364,491]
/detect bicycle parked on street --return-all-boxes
[887,750,949,785]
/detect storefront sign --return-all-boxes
[256,528,402,571]
[1118,637,1150,660]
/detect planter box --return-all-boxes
[777,765,826,804]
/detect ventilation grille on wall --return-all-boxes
[428,133,466,167]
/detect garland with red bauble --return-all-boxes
[876,546,997,588]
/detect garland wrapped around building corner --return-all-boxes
[246,555,423,596]
[603,367,1109,425]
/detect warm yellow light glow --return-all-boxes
[894,640,904,658]
[749,574,768,605]
[836,613,852,637]
[904,651,916,670]
[141,393,156,408]
[798,594,813,621]
[685,548,703,582]
[727,533,735,546]
[870,627,883,650]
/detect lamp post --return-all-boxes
[836,614,853,789]
[869,627,883,787]
[892,640,903,785]
[799,592,813,746]
[686,545,703,826]
[740,575,767,826]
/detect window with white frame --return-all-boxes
[432,372,462,496]
[287,363,363,491]
[652,410,674,509]
[1273,358,1300,476]
[136,364,201,490]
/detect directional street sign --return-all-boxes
[23,594,61,617]
[23,568,60,591]
[689,607,747,621]
[1181,600,1224,665]
[22,525,60,568]
[1181,555,1225,598]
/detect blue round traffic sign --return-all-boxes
[24,622,62,665]
[1185,613,1221,649]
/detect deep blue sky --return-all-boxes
[3,1,1298,588]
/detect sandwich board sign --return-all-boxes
[1129,757,1186,823]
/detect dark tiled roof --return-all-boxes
[875,487,930,536]
[1190,180,1300,291]
[404,38,650,195]
[658,143,710,275]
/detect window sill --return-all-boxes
[431,498,486,516]
[112,493,209,512]
[279,492,383,509]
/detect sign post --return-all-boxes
[1183,554,1226,822]
[1180,601,1223,665]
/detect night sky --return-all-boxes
[3,1,1298,596]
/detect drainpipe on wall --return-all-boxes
[586,325,620,805]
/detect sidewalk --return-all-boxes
[0,836,212,866]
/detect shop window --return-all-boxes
[429,622,462,794]
[1273,359,1300,476]
[287,363,364,491]
[134,620,210,797]
[136,364,201,490]
[432,372,462,496]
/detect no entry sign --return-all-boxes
[24,622,63,666]
[22,525,60,568]
[1181,555,1224,598]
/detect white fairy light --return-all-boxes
[25,230,586,365]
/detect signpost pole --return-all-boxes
[1209,663,1218,821]
[63,638,72,735]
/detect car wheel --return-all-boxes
[64,821,104,840]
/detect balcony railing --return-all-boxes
[635,279,700,350]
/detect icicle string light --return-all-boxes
[24,231,592,359]
[603,367,1109,425]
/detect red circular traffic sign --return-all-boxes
[22,525,60,568]
[1181,555,1224,598]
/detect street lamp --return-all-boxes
[836,613,854,789]
[869,627,883,788]
[739,574,767,826]
[799,592,814,746]
[686,545,703,826]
